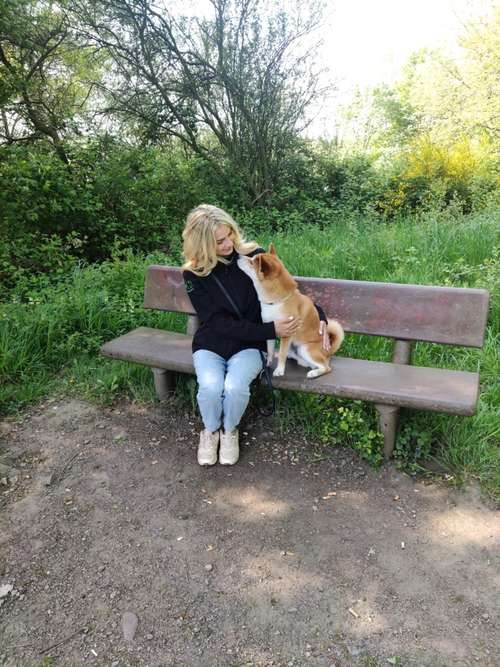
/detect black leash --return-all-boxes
[211,272,276,417]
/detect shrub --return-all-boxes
[377,135,499,216]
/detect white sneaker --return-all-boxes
[197,429,219,466]
[219,429,239,465]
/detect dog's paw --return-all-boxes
[307,367,328,379]
[273,366,285,377]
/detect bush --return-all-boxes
[377,135,499,216]
[1,134,498,298]
[262,141,385,216]
[0,231,83,296]
[0,144,95,242]
[0,139,230,294]
[315,148,385,215]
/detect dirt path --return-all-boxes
[0,398,498,667]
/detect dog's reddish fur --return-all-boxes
[238,245,344,378]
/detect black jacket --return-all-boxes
[183,248,326,360]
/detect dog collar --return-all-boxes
[263,291,295,306]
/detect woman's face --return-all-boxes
[214,224,234,257]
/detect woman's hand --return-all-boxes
[319,320,331,352]
[274,316,301,338]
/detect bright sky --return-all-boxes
[323,0,473,90]
[311,0,491,136]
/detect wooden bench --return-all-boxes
[101,265,490,459]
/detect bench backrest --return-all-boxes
[144,265,489,347]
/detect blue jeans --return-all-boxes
[193,348,263,432]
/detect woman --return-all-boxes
[182,204,329,466]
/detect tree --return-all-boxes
[0,0,96,163]
[396,4,499,145]
[70,0,329,202]
[341,3,499,159]
[334,83,421,158]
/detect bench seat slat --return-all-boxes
[101,327,479,416]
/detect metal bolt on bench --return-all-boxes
[101,266,490,459]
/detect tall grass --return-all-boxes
[1,209,498,498]
[264,209,499,496]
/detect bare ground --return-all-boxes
[0,397,498,667]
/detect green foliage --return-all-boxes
[64,355,157,406]
[0,231,82,296]
[394,420,434,473]
[0,139,372,295]
[371,84,421,149]
[399,6,500,146]
[345,5,500,158]
[233,141,386,234]
[276,392,383,466]
[37,658,56,667]
[79,139,215,259]
[0,248,181,407]
[0,139,235,293]
[0,144,93,238]
[1,130,497,298]
[377,135,499,216]
[0,0,97,162]
[316,150,384,215]
[333,5,500,218]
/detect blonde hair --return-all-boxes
[182,204,258,276]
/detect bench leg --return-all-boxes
[152,368,176,400]
[375,340,411,459]
[375,403,400,459]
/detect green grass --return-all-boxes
[1,208,498,499]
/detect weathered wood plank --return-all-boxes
[144,266,489,347]
[101,327,479,415]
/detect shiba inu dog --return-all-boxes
[238,245,344,378]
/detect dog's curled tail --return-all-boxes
[327,319,344,355]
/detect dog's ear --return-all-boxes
[257,253,272,277]
[254,253,266,276]
[268,243,277,255]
